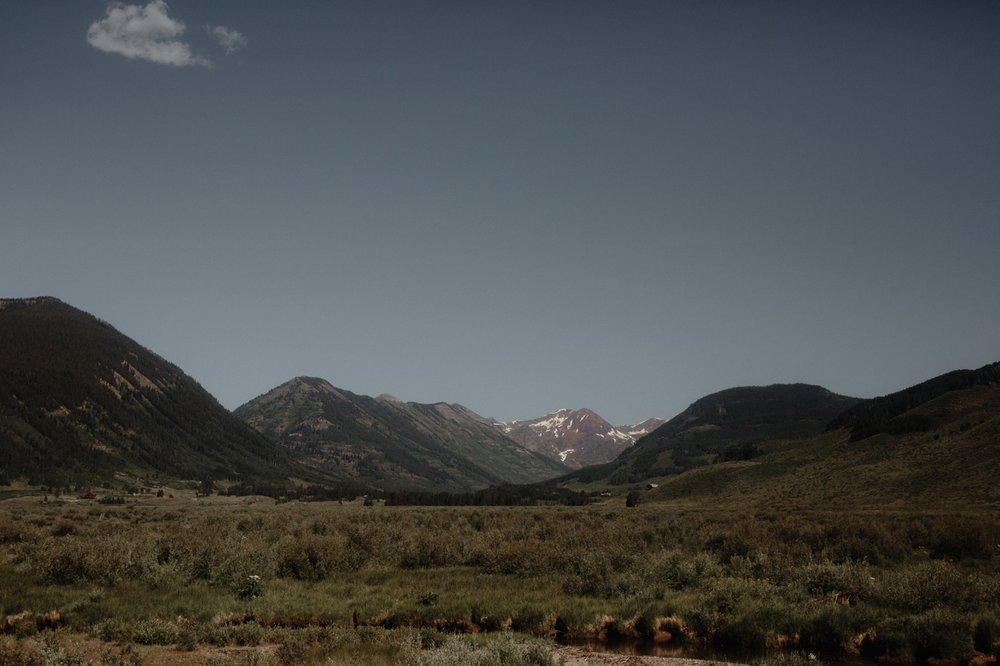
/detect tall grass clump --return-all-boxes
[409,632,559,666]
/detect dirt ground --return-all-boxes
[56,639,741,665]
[551,644,742,666]
[48,639,278,666]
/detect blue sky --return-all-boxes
[2,1,998,424]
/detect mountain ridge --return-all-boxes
[4,296,997,509]
[495,408,666,469]
[235,376,569,492]
[560,383,862,489]
[0,297,313,488]
[646,364,1000,509]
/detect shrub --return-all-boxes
[661,549,722,590]
[38,636,90,666]
[925,516,993,560]
[233,574,263,600]
[974,616,1000,653]
[175,618,199,651]
[479,538,560,577]
[0,637,46,666]
[37,539,95,585]
[714,607,777,649]
[798,606,856,651]
[417,628,448,649]
[276,634,307,664]
[510,606,548,634]
[50,521,77,538]
[37,533,157,586]
[796,560,871,604]
[132,617,178,645]
[682,605,719,640]
[229,621,265,646]
[870,561,997,613]
[909,611,974,661]
[97,618,132,643]
[276,536,337,581]
[415,633,559,666]
[862,613,974,661]
[859,621,908,660]
[561,549,639,598]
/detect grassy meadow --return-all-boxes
[2,494,1000,664]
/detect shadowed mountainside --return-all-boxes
[560,383,861,490]
[646,363,1000,509]
[827,362,1000,441]
[235,376,569,492]
[0,297,311,488]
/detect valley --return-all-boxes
[3,297,1000,664]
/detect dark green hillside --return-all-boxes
[648,367,1000,509]
[0,297,312,488]
[235,377,568,492]
[561,383,860,490]
[827,362,1000,440]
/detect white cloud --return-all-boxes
[210,26,247,55]
[86,0,210,67]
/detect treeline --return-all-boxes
[384,484,589,506]
[223,481,376,502]
[223,479,593,507]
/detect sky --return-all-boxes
[2,1,998,425]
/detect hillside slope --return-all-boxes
[562,383,860,489]
[235,377,569,492]
[647,363,1000,510]
[0,297,309,488]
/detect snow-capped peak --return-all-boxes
[496,408,666,470]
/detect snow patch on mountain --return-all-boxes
[495,408,666,469]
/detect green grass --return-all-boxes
[2,498,999,663]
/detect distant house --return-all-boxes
[645,483,659,490]
[80,488,97,500]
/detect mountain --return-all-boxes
[562,383,861,489]
[0,297,310,488]
[647,363,1000,509]
[826,362,1000,441]
[496,409,666,469]
[234,376,569,492]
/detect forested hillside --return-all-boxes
[560,383,860,490]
